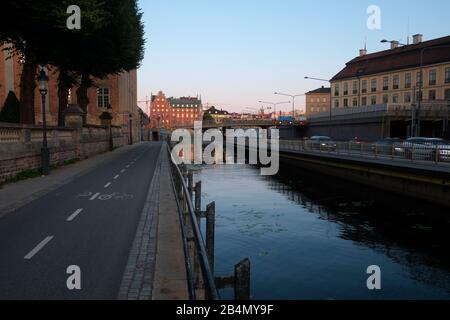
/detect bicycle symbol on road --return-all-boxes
[77,192,134,201]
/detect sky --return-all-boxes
[137,0,450,114]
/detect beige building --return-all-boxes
[305,86,331,116]
[330,35,450,110]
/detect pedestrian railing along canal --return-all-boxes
[280,140,450,165]
[167,144,251,300]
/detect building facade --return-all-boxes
[0,45,141,143]
[330,35,450,110]
[149,91,203,129]
[305,86,331,116]
[204,106,230,123]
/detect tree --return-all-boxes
[0,91,20,123]
[0,1,114,124]
[203,112,213,121]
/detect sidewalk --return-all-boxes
[0,143,144,217]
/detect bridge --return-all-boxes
[171,119,304,130]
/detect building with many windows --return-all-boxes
[149,91,203,129]
[330,34,450,110]
[305,86,331,116]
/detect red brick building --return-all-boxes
[0,45,142,142]
[150,91,202,129]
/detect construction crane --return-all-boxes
[137,95,152,116]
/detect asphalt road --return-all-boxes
[0,142,162,300]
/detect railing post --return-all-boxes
[206,202,216,274]
[234,258,251,300]
[188,171,194,199]
[195,181,202,219]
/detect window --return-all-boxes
[429,90,436,100]
[334,100,339,108]
[383,77,389,91]
[352,98,358,106]
[382,94,389,104]
[417,71,423,86]
[404,92,411,103]
[429,70,437,86]
[405,73,412,89]
[97,87,110,109]
[393,75,399,89]
[393,94,399,103]
[361,97,367,106]
[323,98,327,103]
[445,89,450,101]
[371,79,377,92]
[334,84,340,96]
[446,68,450,83]
[362,80,367,93]
[353,81,358,94]
[371,96,377,105]
[343,98,349,107]
[344,83,349,96]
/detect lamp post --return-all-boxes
[258,100,290,121]
[304,76,333,136]
[274,92,304,122]
[129,113,133,145]
[37,67,50,175]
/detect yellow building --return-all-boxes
[305,86,331,116]
[330,34,450,109]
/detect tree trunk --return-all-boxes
[19,51,37,124]
[76,73,91,125]
[57,69,73,127]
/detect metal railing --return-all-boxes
[279,140,450,165]
[167,144,219,300]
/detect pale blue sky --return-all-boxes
[137,0,450,113]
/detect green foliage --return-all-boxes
[203,112,213,121]
[0,91,20,123]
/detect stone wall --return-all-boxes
[0,123,127,183]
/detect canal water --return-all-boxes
[193,163,450,300]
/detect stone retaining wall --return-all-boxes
[0,123,127,183]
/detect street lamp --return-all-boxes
[304,76,333,136]
[273,92,304,122]
[37,67,50,175]
[258,100,290,120]
[380,39,407,47]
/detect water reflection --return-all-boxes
[194,163,450,299]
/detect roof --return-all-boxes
[331,35,450,81]
[206,106,230,115]
[306,86,331,95]
[167,96,202,108]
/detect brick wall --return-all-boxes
[0,123,127,183]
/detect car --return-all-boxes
[308,136,337,151]
[396,137,450,161]
[371,138,403,155]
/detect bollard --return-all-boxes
[234,258,251,300]
[206,202,216,274]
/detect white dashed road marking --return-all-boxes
[121,169,126,173]
[67,209,83,222]
[90,193,100,201]
[114,175,120,180]
[104,182,112,188]
[24,236,54,260]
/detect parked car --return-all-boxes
[308,136,337,151]
[396,137,450,161]
[348,137,363,150]
[371,138,403,155]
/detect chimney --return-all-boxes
[359,48,367,57]
[391,41,399,49]
[413,34,423,44]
